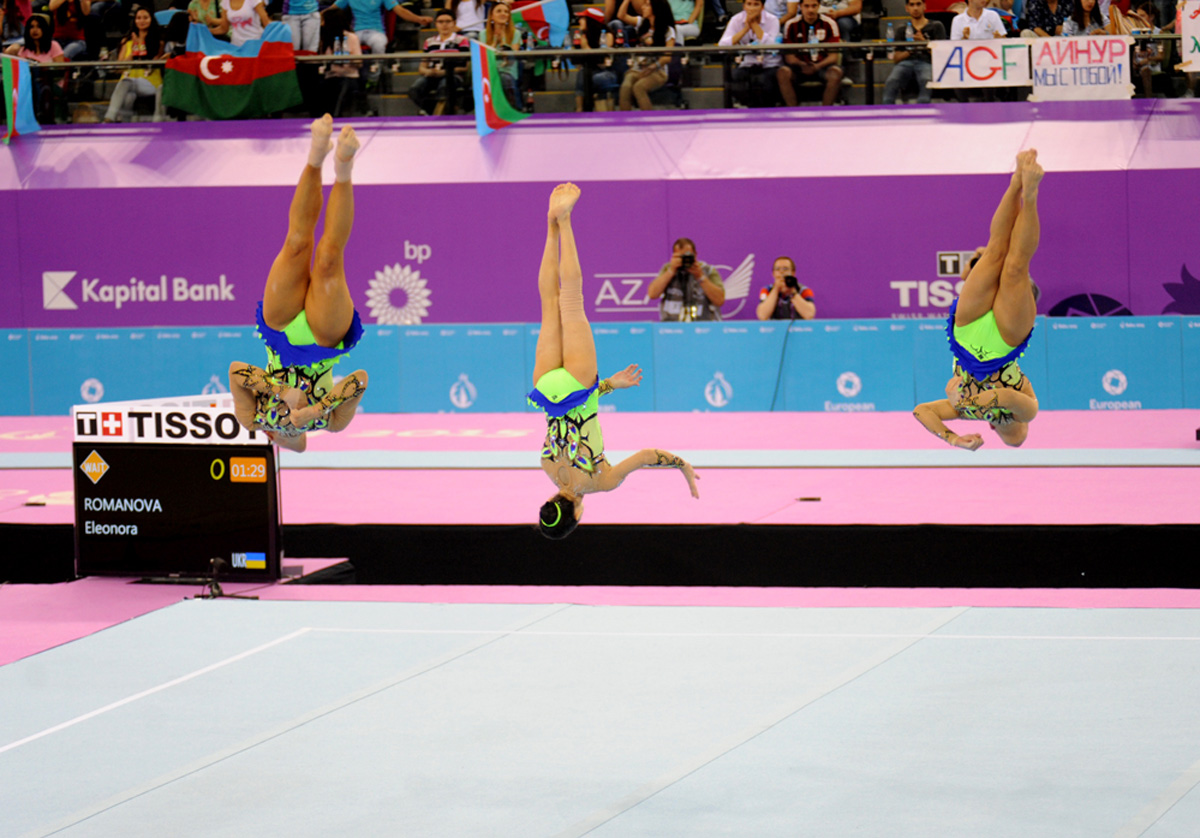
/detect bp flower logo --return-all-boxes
[365,263,432,325]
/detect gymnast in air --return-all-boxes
[530,183,700,539]
[229,115,369,453]
[914,149,1043,450]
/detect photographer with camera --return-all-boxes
[647,238,726,322]
[756,255,816,320]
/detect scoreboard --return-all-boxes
[72,396,280,580]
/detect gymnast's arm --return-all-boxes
[913,398,984,450]
[229,361,281,431]
[595,448,700,497]
[599,364,643,396]
[287,369,369,433]
[957,383,1039,423]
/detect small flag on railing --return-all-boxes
[1,55,41,143]
[470,40,531,136]
[511,0,570,47]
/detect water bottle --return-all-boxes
[807,24,818,60]
[886,21,894,60]
[906,21,914,42]
[769,31,782,61]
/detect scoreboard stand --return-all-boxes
[72,395,281,581]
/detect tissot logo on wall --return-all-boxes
[72,404,263,445]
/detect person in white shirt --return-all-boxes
[718,0,781,106]
[950,0,1007,39]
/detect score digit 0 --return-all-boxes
[210,458,225,481]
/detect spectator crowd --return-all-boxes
[2,0,1195,125]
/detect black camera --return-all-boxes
[784,275,800,290]
[679,253,695,269]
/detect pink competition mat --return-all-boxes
[4,411,1199,526]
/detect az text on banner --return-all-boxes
[163,22,302,119]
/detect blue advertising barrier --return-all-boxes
[1045,318,1182,410]
[1184,318,1200,409]
[783,320,916,412]
[653,323,787,412]
[3,332,31,414]
[398,324,526,413]
[9,316,1198,415]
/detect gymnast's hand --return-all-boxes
[681,460,700,498]
[951,433,984,451]
[280,386,305,411]
[609,364,643,390]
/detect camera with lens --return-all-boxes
[784,275,800,291]
[679,253,695,270]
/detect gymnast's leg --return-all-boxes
[263,114,333,332]
[306,124,358,348]
[550,183,598,388]
[532,207,564,386]
[992,149,1042,348]
[954,151,1029,328]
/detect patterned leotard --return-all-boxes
[953,360,1027,426]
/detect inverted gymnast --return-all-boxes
[530,183,700,539]
[913,149,1043,450]
[229,115,369,453]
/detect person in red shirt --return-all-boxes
[777,0,843,106]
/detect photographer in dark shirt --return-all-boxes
[647,237,726,322]
[756,255,816,320]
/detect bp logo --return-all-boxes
[365,263,432,325]
[705,372,733,408]
[836,371,862,398]
[1102,369,1127,396]
[450,374,477,409]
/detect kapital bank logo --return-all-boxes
[42,271,235,311]
[594,254,756,317]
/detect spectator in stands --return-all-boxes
[1062,0,1103,33]
[1129,1,1165,97]
[667,0,701,41]
[618,0,679,110]
[950,0,1007,39]
[3,13,63,62]
[216,0,269,47]
[718,0,782,107]
[756,256,816,320]
[881,0,945,104]
[46,0,88,62]
[409,8,471,115]
[485,1,526,110]
[282,0,320,52]
[820,0,860,41]
[450,0,485,38]
[1022,0,1072,36]
[764,0,798,28]
[613,0,651,52]
[1,0,30,48]
[573,7,620,111]
[647,238,726,321]
[318,6,361,115]
[778,0,842,107]
[325,0,433,84]
[103,5,163,122]
[187,0,223,37]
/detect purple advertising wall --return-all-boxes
[4,102,1199,328]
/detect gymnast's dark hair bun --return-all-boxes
[538,496,578,540]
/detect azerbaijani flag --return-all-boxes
[511,0,570,47]
[163,22,302,119]
[1,55,41,144]
[470,40,530,137]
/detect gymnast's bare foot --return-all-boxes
[309,113,333,168]
[334,125,359,182]
[1021,149,1043,197]
[548,183,581,223]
